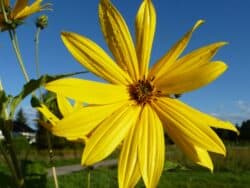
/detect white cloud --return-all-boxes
[210,100,250,124]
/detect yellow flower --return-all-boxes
[0,0,51,30]
[36,94,86,141]
[45,0,239,187]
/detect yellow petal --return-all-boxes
[99,0,139,81]
[135,0,156,78]
[72,101,83,111]
[13,0,49,19]
[164,98,239,134]
[61,32,132,85]
[162,42,228,75]
[36,104,59,126]
[149,20,204,79]
[45,78,130,105]
[157,61,228,95]
[161,118,214,170]
[11,0,28,18]
[4,0,10,8]
[138,105,165,188]
[118,122,141,188]
[82,103,140,165]
[56,94,73,117]
[51,101,126,140]
[153,98,226,155]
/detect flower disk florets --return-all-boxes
[129,79,156,104]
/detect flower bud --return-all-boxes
[36,15,48,29]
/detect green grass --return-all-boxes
[1,143,250,187]
[46,167,250,188]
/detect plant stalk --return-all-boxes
[35,26,59,188]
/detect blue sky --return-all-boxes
[0,0,250,125]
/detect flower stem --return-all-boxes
[35,27,41,79]
[87,170,91,188]
[35,27,59,188]
[9,29,30,82]
[46,131,59,188]
[0,0,11,24]
[0,80,25,188]
[2,122,25,188]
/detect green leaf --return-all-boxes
[9,71,88,118]
[0,90,10,119]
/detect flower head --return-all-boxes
[45,0,239,187]
[36,14,48,29]
[0,0,51,31]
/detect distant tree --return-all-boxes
[239,120,250,140]
[14,108,34,132]
[15,108,28,126]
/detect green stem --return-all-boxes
[2,124,25,188]
[9,30,30,82]
[0,80,24,188]
[87,170,91,188]
[46,131,59,188]
[35,26,59,188]
[0,141,18,184]
[0,0,11,24]
[35,27,41,78]
[34,27,42,98]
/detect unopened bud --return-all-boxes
[36,15,48,29]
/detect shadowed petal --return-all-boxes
[149,20,204,80]
[136,0,156,78]
[157,61,228,95]
[82,103,140,165]
[36,104,59,126]
[153,98,227,155]
[51,102,127,140]
[56,94,74,117]
[61,32,132,85]
[119,122,141,188]
[99,0,139,81]
[11,0,28,18]
[46,78,130,105]
[138,105,165,188]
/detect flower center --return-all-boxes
[129,80,155,104]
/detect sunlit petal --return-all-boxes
[136,0,156,77]
[157,61,227,94]
[51,102,126,140]
[99,0,139,81]
[138,105,165,188]
[160,116,214,170]
[119,122,141,188]
[162,98,239,134]
[153,98,226,155]
[82,103,140,165]
[14,0,50,19]
[61,32,132,85]
[46,78,130,105]
[149,20,204,80]
[163,42,228,74]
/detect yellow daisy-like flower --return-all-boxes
[45,0,239,187]
[0,0,51,30]
[36,94,86,141]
